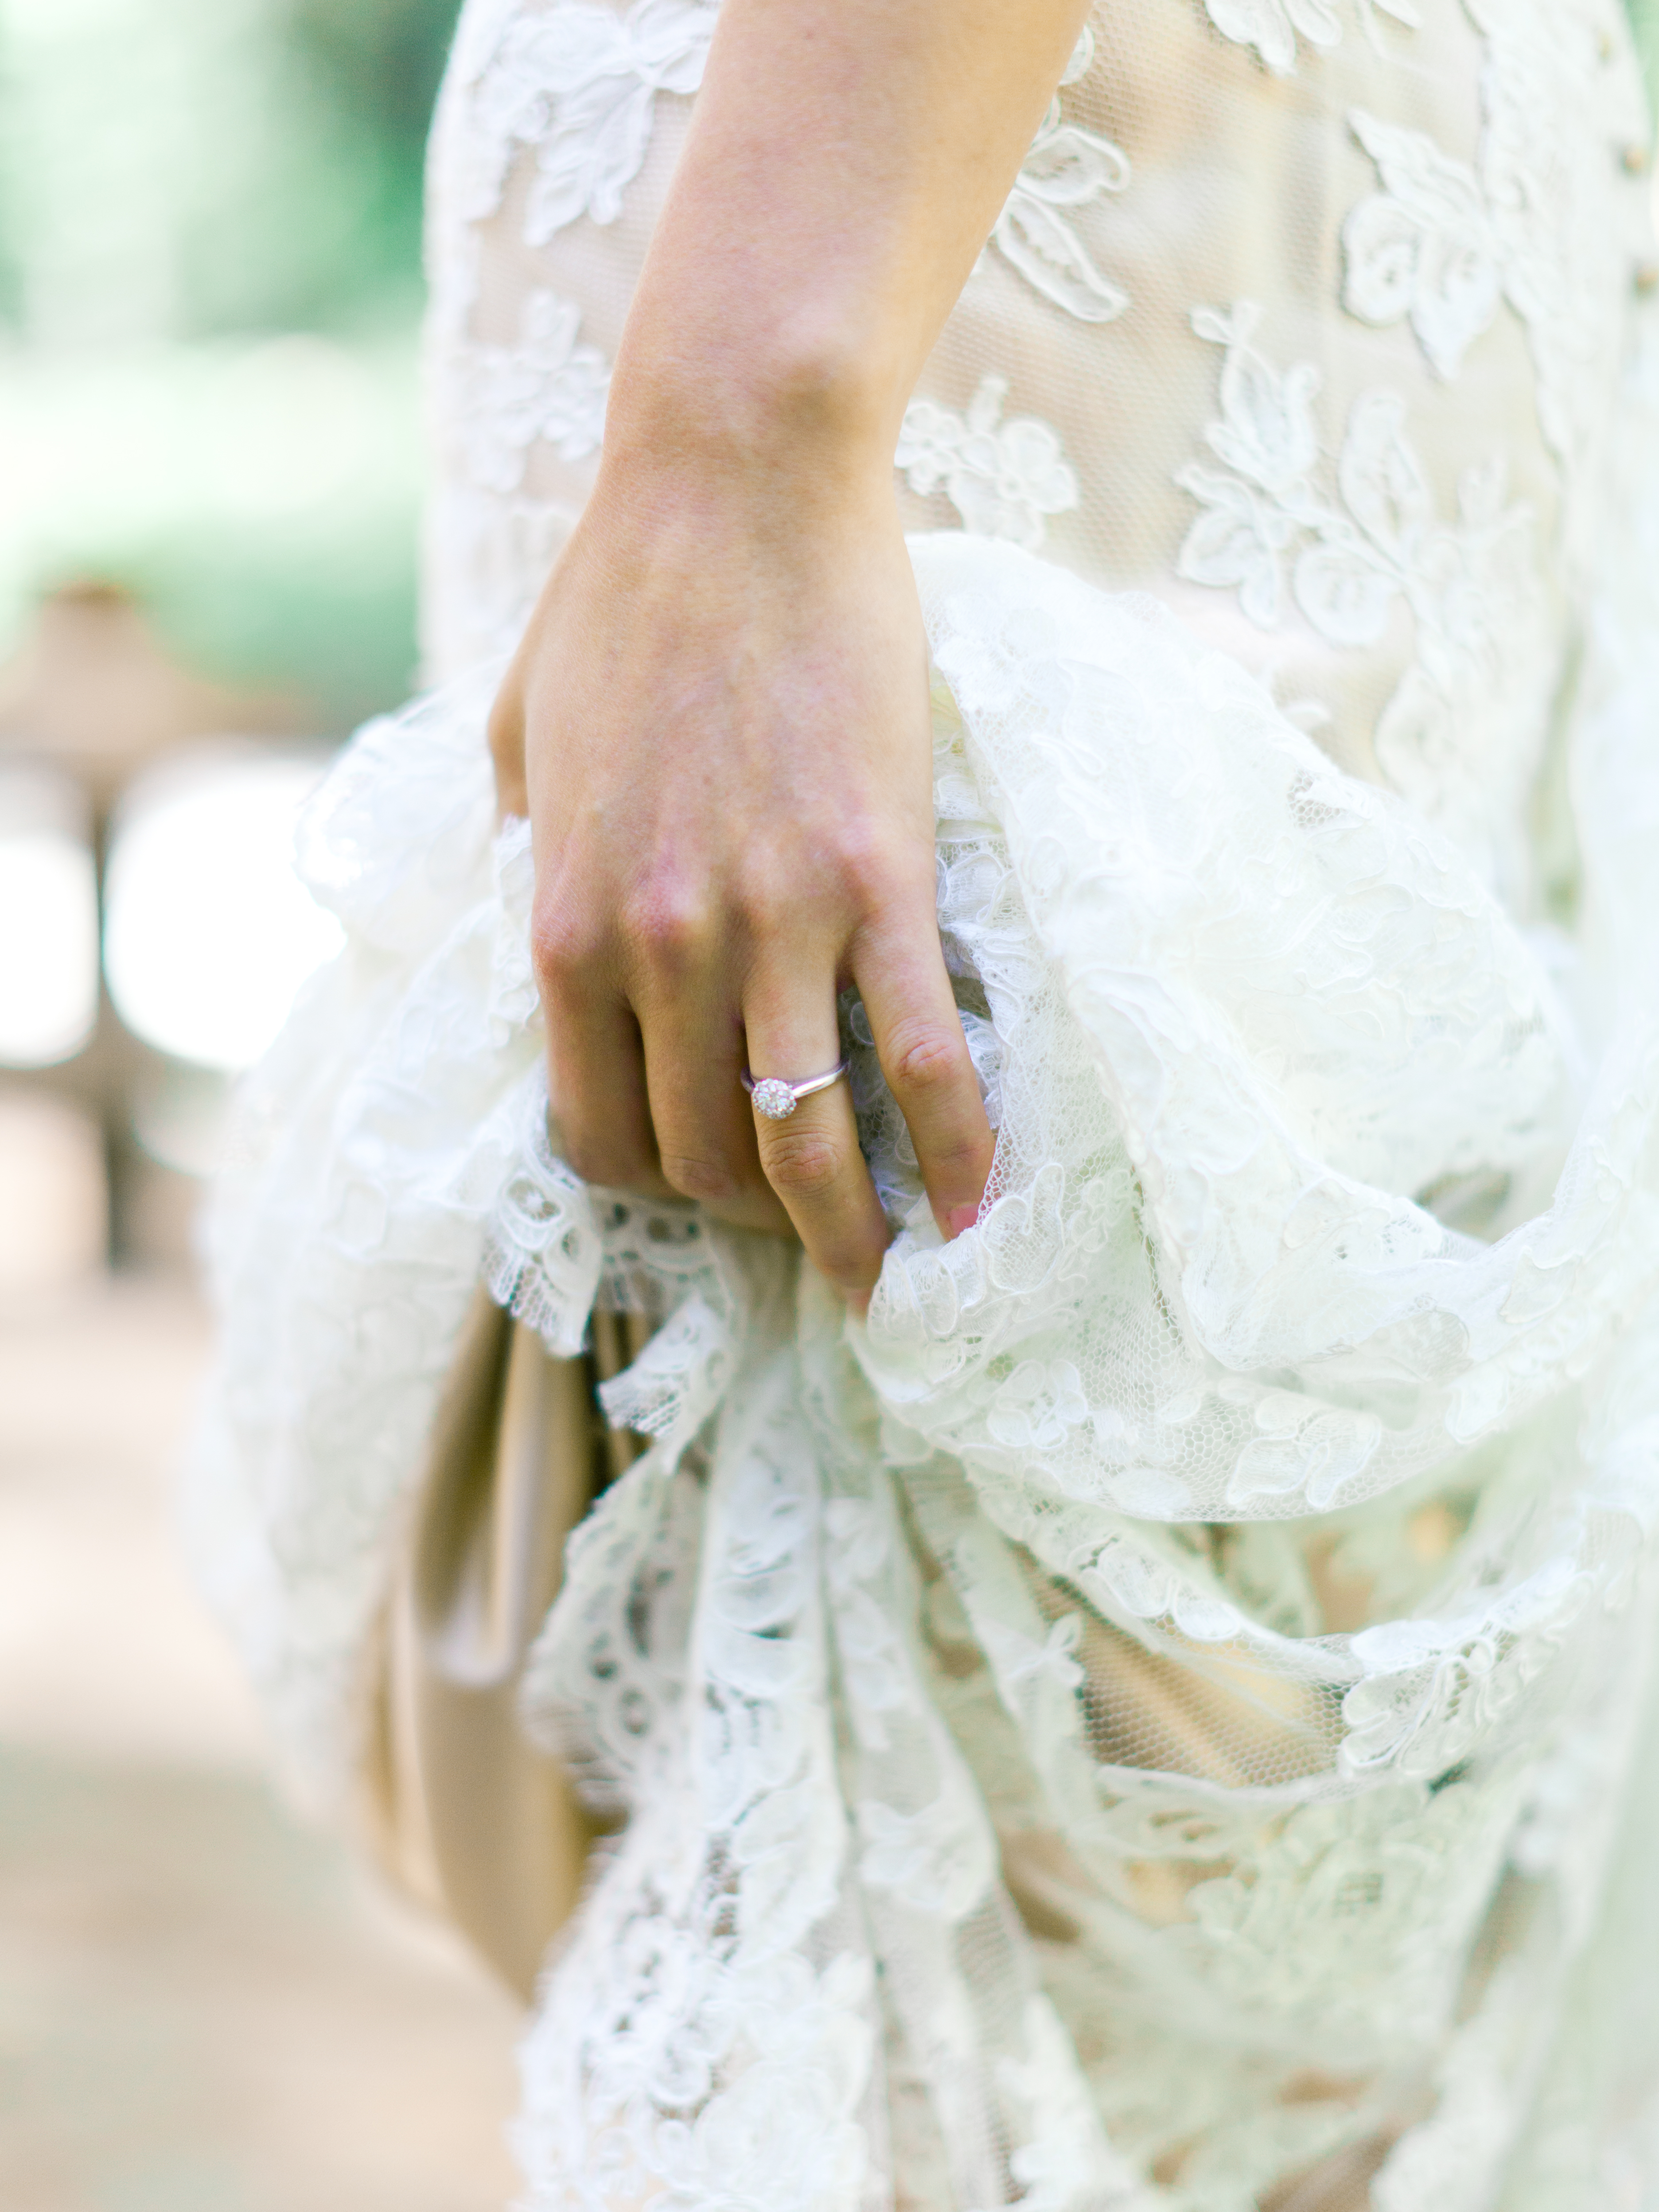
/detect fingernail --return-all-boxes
[946,1204,980,1239]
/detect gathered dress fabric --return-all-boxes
[187,0,1659,2204]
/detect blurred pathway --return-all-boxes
[0,1277,522,2212]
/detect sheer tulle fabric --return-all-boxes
[189,0,1659,2204]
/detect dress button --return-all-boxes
[1634,260,1659,296]
[1621,143,1651,177]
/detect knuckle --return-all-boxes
[731,828,929,941]
[842,821,939,915]
[733,865,796,939]
[760,1126,845,1199]
[530,902,602,990]
[887,1020,968,1096]
[620,881,714,975]
[832,825,905,911]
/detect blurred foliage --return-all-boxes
[0,0,459,732]
[0,0,459,343]
[177,0,463,340]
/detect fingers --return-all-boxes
[852,896,993,1241]
[534,912,670,1193]
[743,966,890,1304]
[640,981,793,1234]
[537,887,792,1230]
[531,854,984,1284]
[546,1007,669,1196]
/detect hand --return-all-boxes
[489,451,994,1307]
[483,0,1094,1302]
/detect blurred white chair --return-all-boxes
[0,761,98,1070]
[103,744,344,1171]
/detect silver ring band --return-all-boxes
[742,1059,850,1120]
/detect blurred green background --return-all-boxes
[0,25,536,2212]
[1634,0,1659,116]
[0,0,460,736]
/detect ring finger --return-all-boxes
[742,964,889,1303]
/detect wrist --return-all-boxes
[600,295,909,498]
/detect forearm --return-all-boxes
[502,2,1067,1280]
[603,0,1095,486]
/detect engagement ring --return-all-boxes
[741,1059,850,1120]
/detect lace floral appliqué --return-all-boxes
[1341,1,1651,563]
[1342,109,1501,381]
[1199,0,1419,78]
[451,288,610,492]
[988,27,1131,324]
[897,376,1079,551]
[460,0,717,241]
[1176,301,1548,883]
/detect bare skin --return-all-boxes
[490,0,1095,1306]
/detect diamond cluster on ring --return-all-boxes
[750,1078,798,1120]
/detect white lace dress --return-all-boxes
[189,1,1659,2205]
